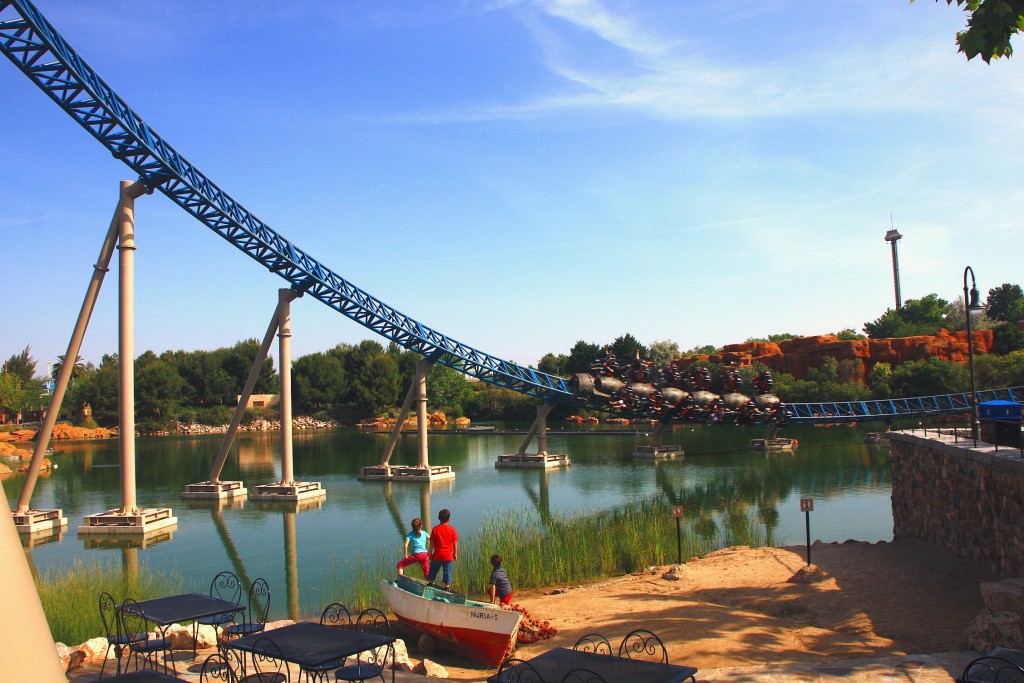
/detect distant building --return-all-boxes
[239,394,280,409]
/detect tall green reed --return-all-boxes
[310,494,774,606]
[36,558,186,645]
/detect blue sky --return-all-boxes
[3,0,1024,374]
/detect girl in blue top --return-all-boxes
[397,517,430,578]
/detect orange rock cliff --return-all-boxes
[671,329,993,381]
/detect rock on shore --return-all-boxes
[174,415,341,434]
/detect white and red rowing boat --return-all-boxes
[381,576,521,667]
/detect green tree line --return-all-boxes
[4,282,1024,429]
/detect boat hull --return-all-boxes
[749,437,797,451]
[381,578,521,667]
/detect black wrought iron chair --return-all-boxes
[224,577,271,644]
[572,633,613,656]
[195,571,245,658]
[98,591,143,678]
[333,609,392,683]
[354,608,389,634]
[493,658,544,683]
[560,668,609,683]
[301,604,354,682]
[200,651,239,683]
[121,597,176,676]
[320,603,353,628]
[240,637,289,683]
[958,655,1024,682]
[618,629,668,664]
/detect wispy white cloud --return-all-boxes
[394,0,1024,125]
[533,0,672,59]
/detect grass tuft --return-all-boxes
[36,558,186,645]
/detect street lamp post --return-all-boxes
[963,266,983,446]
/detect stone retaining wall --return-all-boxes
[890,432,1024,578]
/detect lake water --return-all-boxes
[7,423,892,620]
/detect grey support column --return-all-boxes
[278,288,298,485]
[118,181,139,515]
[15,181,146,527]
[416,361,429,468]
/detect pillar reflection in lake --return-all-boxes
[521,470,555,524]
[22,546,40,582]
[207,502,253,590]
[380,478,452,545]
[383,482,405,537]
[122,547,139,593]
[283,510,299,622]
[419,482,433,531]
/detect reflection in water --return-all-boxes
[81,529,174,550]
[283,511,298,621]
[238,437,276,477]
[23,425,894,620]
[208,504,253,591]
[22,547,39,582]
[380,478,453,539]
[521,470,555,524]
[122,547,138,592]
[20,527,64,550]
[382,482,404,537]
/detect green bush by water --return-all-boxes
[36,559,186,645]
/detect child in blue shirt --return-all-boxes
[397,518,430,578]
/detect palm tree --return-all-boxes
[52,354,87,386]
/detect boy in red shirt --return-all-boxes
[427,508,458,591]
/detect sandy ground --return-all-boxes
[426,539,994,680]
[68,539,995,681]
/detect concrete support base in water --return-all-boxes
[81,527,175,549]
[13,508,68,535]
[181,480,249,501]
[251,496,325,513]
[249,481,326,503]
[19,525,64,548]
[495,453,571,469]
[632,444,684,460]
[78,507,178,535]
[181,496,246,512]
[358,465,456,482]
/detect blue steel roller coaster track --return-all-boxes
[2,0,1022,425]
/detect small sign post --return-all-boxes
[800,498,814,566]
[671,505,684,564]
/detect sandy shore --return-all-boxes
[433,539,994,679]
[68,539,995,681]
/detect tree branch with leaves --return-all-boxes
[925,0,1024,61]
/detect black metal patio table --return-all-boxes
[127,593,244,646]
[96,669,188,682]
[226,621,396,682]
[487,647,698,683]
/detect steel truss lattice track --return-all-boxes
[784,386,1024,425]
[2,0,1019,425]
[0,0,571,404]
